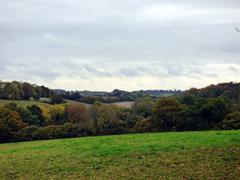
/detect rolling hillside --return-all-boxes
[0,99,134,109]
[0,130,239,179]
[0,99,53,108]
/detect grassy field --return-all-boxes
[0,99,134,109]
[0,99,53,108]
[0,130,240,179]
[0,98,92,109]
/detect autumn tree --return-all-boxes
[48,105,66,125]
[89,104,126,134]
[153,98,183,131]
[0,107,24,142]
[22,82,34,100]
[66,104,89,127]
[132,97,155,118]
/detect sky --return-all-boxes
[0,0,240,91]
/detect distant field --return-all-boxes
[112,101,134,108]
[0,130,240,179]
[65,99,92,107]
[40,98,91,107]
[0,99,53,108]
[0,99,134,109]
[65,100,134,108]
[0,98,91,109]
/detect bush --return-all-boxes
[153,98,183,131]
[134,118,153,133]
[16,125,40,141]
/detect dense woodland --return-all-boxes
[0,81,240,143]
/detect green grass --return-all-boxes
[0,99,53,108]
[0,130,240,179]
[0,98,90,109]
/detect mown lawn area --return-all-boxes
[0,130,240,179]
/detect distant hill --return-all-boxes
[185,82,240,102]
[56,88,182,104]
[2,80,240,105]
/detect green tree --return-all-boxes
[179,97,230,130]
[27,105,45,126]
[153,98,183,131]
[4,82,19,99]
[22,82,34,100]
[196,97,230,129]
[132,97,155,118]
[51,94,64,104]
[134,117,153,133]
[34,86,42,100]
[89,104,126,135]
[219,111,240,130]
[180,95,196,105]
[17,107,35,125]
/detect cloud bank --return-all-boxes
[0,0,240,91]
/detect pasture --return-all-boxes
[0,130,239,179]
[0,99,53,108]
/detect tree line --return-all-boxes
[0,82,240,143]
[59,89,181,104]
[0,81,53,100]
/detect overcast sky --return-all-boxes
[0,0,240,91]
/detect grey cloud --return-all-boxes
[164,64,203,77]
[229,66,239,73]
[0,57,7,72]
[0,0,240,90]
[117,68,140,77]
[205,73,219,78]
[19,67,60,80]
[84,66,113,77]
[0,61,60,81]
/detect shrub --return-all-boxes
[16,125,40,141]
